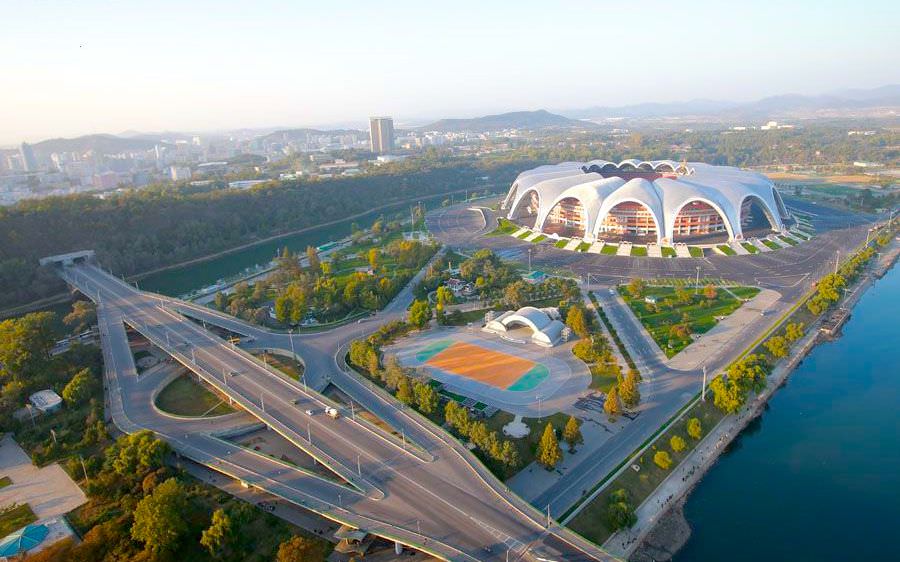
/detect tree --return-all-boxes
[604,386,622,419]
[675,286,693,305]
[605,488,637,531]
[106,430,169,480]
[276,535,327,562]
[565,306,590,338]
[626,278,645,298]
[670,434,686,453]
[131,477,187,554]
[784,322,805,343]
[703,284,718,300]
[619,369,641,409]
[305,246,320,272]
[62,367,93,406]
[396,375,414,405]
[214,291,228,311]
[503,281,529,309]
[562,415,583,452]
[536,422,562,470]
[407,300,432,329]
[200,508,237,558]
[764,335,789,358]
[367,248,380,270]
[413,381,439,414]
[64,301,96,332]
[653,450,673,470]
[687,417,702,440]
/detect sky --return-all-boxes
[1,0,898,144]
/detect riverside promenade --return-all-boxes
[604,239,898,560]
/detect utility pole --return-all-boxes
[701,366,707,402]
[288,328,296,360]
[834,251,840,275]
[546,504,551,528]
[695,266,701,294]
[357,453,361,476]
[307,422,312,443]
[79,455,90,483]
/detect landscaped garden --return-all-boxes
[601,244,618,255]
[688,246,704,257]
[762,239,781,250]
[741,242,760,254]
[618,280,760,357]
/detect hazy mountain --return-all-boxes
[419,109,594,133]
[565,85,900,121]
[32,134,166,156]
[260,127,364,143]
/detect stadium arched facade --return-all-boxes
[502,160,790,244]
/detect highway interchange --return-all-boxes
[57,262,613,562]
[48,196,875,559]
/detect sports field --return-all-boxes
[419,340,548,391]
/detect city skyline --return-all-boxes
[2,0,898,144]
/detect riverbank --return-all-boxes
[616,240,898,561]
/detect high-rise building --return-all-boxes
[19,142,38,172]
[368,116,394,154]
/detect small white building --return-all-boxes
[29,390,62,414]
[483,306,565,347]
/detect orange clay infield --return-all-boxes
[425,342,535,389]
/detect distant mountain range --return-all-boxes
[30,134,166,156]
[418,109,593,133]
[563,84,900,121]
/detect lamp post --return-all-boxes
[695,266,701,294]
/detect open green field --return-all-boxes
[155,375,236,417]
[619,285,760,357]
[567,398,724,544]
[0,503,37,537]
[601,244,618,255]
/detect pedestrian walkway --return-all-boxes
[564,238,582,251]
[674,244,692,258]
[616,242,632,256]
[752,238,771,252]
[0,435,87,519]
[524,231,543,242]
[729,240,749,255]
[511,227,530,238]
[647,244,662,258]
[588,242,605,254]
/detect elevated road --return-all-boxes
[61,262,613,562]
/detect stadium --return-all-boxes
[501,160,792,245]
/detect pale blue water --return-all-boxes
[674,262,900,562]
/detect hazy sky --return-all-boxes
[2,0,897,144]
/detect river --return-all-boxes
[673,262,900,562]
[138,198,446,297]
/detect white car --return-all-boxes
[304,409,315,416]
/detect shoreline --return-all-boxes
[618,241,899,561]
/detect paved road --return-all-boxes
[63,263,613,562]
[426,199,878,516]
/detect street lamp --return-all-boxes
[695,266,701,294]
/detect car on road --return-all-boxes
[304,408,315,416]
[325,407,340,419]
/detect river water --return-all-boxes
[138,199,443,297]
[673,263,900,562]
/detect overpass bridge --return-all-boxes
[50,257,615,562]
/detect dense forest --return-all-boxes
[0,159,532,310]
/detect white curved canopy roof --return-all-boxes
[504,160,786,243]
[483,307,565,347]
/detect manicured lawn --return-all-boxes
[762,239,781,250]
[554,239,569,248]
[516,230,532,240]
[661,247,677,258]
[155,375,236,417]
[0,503,37,537]
[532,235,547,243]
[619,285,761,357]
[576,242,591,252]
[488,218,520,236]
[791,231,810,241]
[589,362,620,392]
[0,476,11,489]
[716,245,737,256]
[688,246,704,257]
[600,244,618,255]
[480,411,574,481]
[631,246,648,257]
[567,399,724,544]
[741,242,760,254]
[778,235,798,246]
